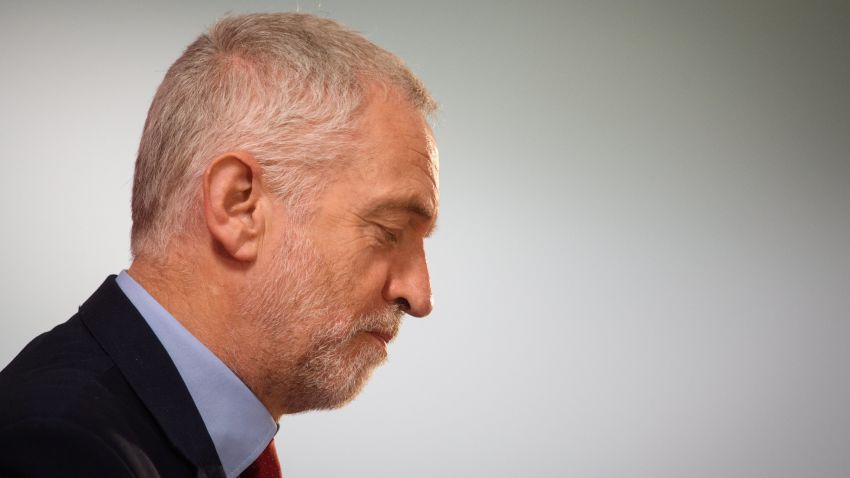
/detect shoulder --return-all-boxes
[0,279,218,477]
[0,417,139,477]
[0,315,163,477]
[0,314,121,422]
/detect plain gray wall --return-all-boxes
[1,1,849,477]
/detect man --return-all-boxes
[0,12,438,478]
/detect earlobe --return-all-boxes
[203,152,265,262]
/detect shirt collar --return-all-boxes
[115,270,278,478]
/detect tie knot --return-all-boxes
[240,439,281,478]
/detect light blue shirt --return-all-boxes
[115,271,277,478]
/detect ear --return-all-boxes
[203,151,266,262]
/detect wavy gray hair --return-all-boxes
[131,13,436,258]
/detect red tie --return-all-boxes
[240,439,282,478]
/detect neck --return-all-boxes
[127,252,282,420]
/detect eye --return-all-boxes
[380,227,400,244]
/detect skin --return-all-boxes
[129,86,439,420]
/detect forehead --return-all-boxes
[344,88,439,208]
[358,89,437,165]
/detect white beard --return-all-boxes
[236,228,402,414]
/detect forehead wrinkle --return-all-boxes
[406,145,438,187]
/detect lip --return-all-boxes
[367,330,394,345]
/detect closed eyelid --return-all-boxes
[360,202,437,237]
[362,222,400,247]
[380,227,400,243]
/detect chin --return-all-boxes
[323,366,379,410]
[283,336,388,413]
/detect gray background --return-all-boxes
[1,1,849,477]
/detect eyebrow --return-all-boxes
[363,198,439,237]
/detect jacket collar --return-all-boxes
[78,276,225,478]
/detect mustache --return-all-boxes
[347,305,404,342]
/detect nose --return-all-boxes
[383,243,433,317]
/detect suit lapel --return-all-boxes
[79,276,225,478]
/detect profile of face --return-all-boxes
[240,89,439,414]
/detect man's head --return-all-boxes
[236,87,438,414]
[131,12,436,257]
[128,13,438,417]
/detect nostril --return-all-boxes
[395,297,411,312]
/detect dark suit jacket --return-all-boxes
[0,276,226,477]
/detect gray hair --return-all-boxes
[131,13,436,259]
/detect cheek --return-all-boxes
[316,238,396,313]
[349,257,391,304]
